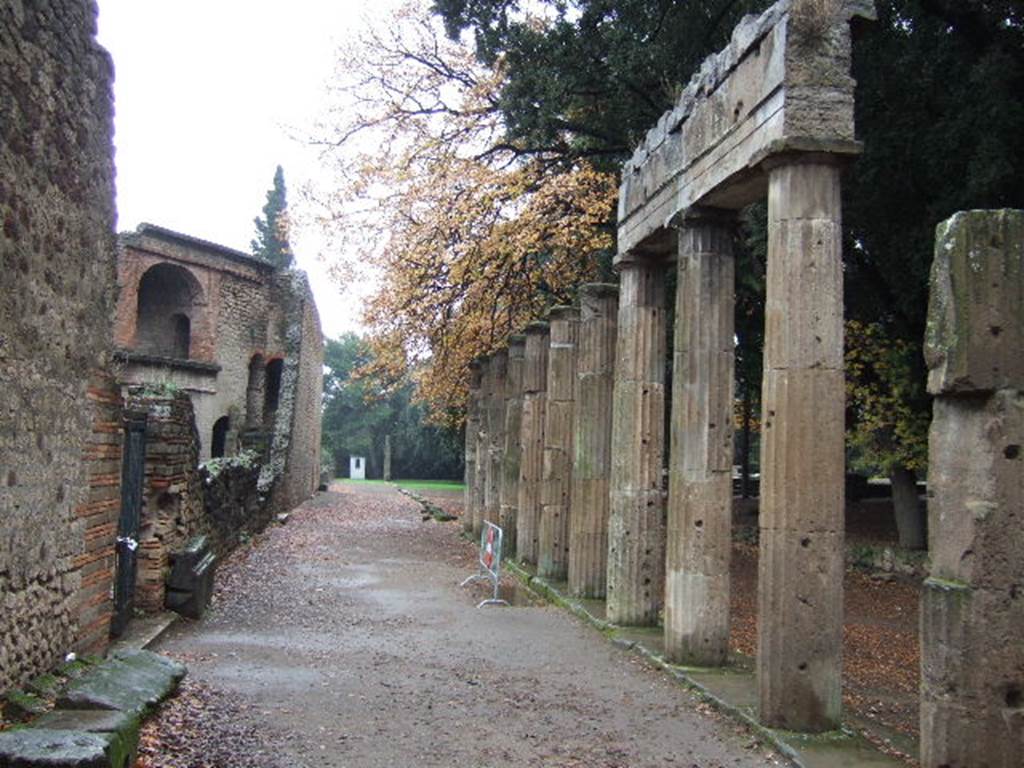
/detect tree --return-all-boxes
[311,3,616,425]
[432,0,1024,542]
[252,165,294,268]
[321,333,463,479]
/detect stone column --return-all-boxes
[757,159,845,732]
[920,209,1024,768]
[500,336,527,556]
[383,434,392,482]
[485,350,507,527]
[463,362,483,535]
[517,321,549,564]
[665,212,736,666]
[539,306,580,581]
[607,257,668,626]
[569,284,619,598]
[473,356,491,537]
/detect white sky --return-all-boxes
[95,0,397,339]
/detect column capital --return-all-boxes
[668,205,739,230]
[579,282,619,300]
[751,136,863,173]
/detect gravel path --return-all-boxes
[141,484,781,768]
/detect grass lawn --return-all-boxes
[334,478,465,493]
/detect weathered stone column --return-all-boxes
[500,336,527,556]
[665,212,736,666]
[539,306,580,581]
[517,321,549,564]
[473,355,492,537]
[463,361,483,535]
[383,434,392,482]
[569,284,619,598]
[485,350,508,527]
[920,209,1024,768]
[607,257,668,626]
[757,159,845,732]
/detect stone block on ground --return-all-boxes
[0,729,128,768]
[56,650,185,716]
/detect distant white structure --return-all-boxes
[349,456,366,480]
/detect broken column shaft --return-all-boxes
[665,213,736,666]
[920,209,1024,768]
[569,284,619,598]
[607,257,668,625]
[539,306,580,581]
[757,159,845,732]
[516,322,550,563]
[463,362,483,535]
[485,350,508,528]
[500,336,527,556]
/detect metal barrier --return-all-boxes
[460,521,509,608]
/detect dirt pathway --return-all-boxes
[143,484,781,767]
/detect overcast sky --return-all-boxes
[95,0,396,339]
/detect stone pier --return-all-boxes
[607,258,668,626]
[757,160,846,732]
[463,361,483,535]
[539,307,580,580]
[473,356,492,536]
[485,350,508,527]
[500,336,527,555]
[569,284,619,598]
[920,209,1024,768]
[517,322,550,563]
[665,212,736,666]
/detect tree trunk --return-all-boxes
[891,466,926,550]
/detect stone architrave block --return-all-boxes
[926,209,1024,395]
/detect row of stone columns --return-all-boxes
[463,158,846,733]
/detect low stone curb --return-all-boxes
[0,650,186,768]
[502,560,903,768]
[397,487,458,522]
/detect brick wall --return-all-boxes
[0,1,117,692]
[126,390,204,612]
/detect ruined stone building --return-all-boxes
[113,222,324,507]
[1,2,324,695]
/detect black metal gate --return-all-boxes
[111,411,147,637]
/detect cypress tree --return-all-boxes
[251,165,293,268]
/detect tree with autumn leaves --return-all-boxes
[309,5,616,427]
[312,0,1024,549]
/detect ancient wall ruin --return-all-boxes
[114,224,323,508]
[0,0,118,692]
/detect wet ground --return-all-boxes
[421,488,922,763]
[141,484,782,767]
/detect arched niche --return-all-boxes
[264,358,284,426]
[135,263,204,359]
[211,416,230,459]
